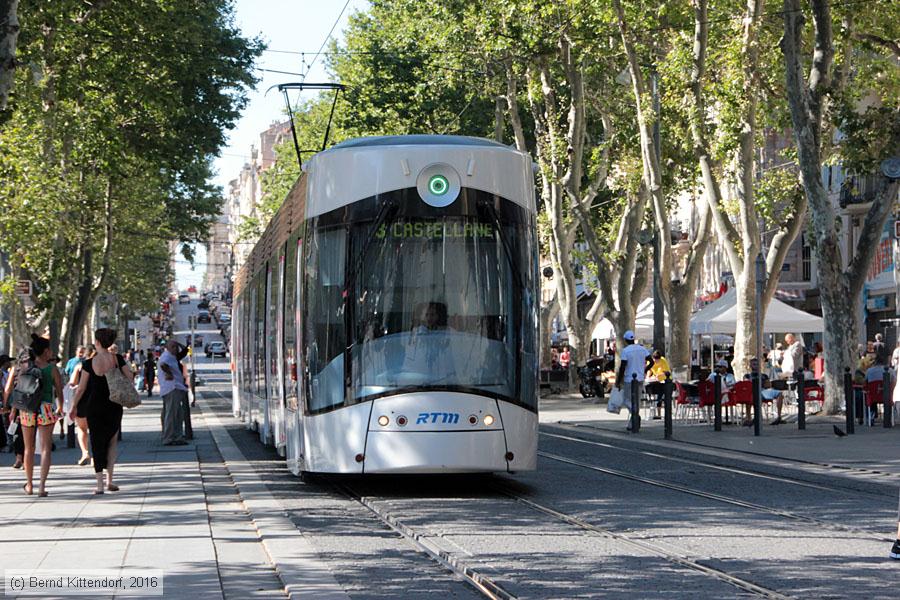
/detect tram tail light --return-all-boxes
[483,414,495,426]
[468,415,478,425]
[377,415,390,427]
[397,415,408,426]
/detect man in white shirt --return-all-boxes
[615,330,653,432]
[780,333,803,378]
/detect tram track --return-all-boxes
[533,446,893,543]
[556,420,900,483]
[334,484,517,600]
[491,483,793,600]
[541,427,896,500]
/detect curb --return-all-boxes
[197,395,350,600]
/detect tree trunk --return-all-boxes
[0,0,18,115]
[668,283,695,379]
[818,247,856,414]
[540,293,559,368]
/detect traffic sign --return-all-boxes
[14,280,32,297]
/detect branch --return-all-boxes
[847,177,900,295]
[559,35,585,197]
[763,187,807,302]
[851,32,900,60]
[74,0,111,25]
[505,61,528,152]
[681,197,713,285]
[808,0,834,124]
[90,178,114,296]
[690,0,743,274]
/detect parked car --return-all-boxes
[178,294,190,304]
[206,341,227,358]
[193,334,203,347]
[197,310,211,323]
[197,299,209,310]
[217,313,231,326]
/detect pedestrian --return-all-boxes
[615,330,653,431]
[780,333,803,378]
[745,356,785,425]
[68,350,92,466]
[4,335,64,496]
[0,354,12,452]
[157,340,189,445]
[68,328,129,494]
[559,346,571,370]
[62,346,86,441]
[143,352,156,397]
[891,341,900,370]
[873,333,885,357]
[647,350,670,419]
[812,342,825,381]
[863,350,890,425]
[892,489,900,559]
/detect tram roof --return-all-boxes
[329,135,510,151]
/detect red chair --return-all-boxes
[728,379,763,421]
[674,381,701,423]
[802,385,825,413]
[865,380,886,425]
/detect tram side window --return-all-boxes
[255,277,266,397]
[304,226,346,413]
[283,237,299,411]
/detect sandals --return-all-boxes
[93,489,104,495]
[12,461,22,469]
[77,456,91,466]
[106,484,120,492]
[23,483,32,495]
[38,490,48,497]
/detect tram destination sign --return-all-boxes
[376,220,494,240]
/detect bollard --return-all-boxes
[884,366,893,429]
[714,373,722,431]
[630,373,640,433]
[797,369,806,431]
[752,369,761,436]
[664,374,673,440]
[844,367,855,435]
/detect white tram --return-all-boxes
[231,135,539,474]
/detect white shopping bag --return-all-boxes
[607,387,627,414]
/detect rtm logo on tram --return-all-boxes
[416,412,460,425]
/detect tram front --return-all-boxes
[304,136,538,473]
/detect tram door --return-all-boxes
[261,264,273,443]
[284,236,304,474]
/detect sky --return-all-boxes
[175,0,369,290]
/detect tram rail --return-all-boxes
[335,484,517,600]
[541,427,896,500]
[535,448,893,543]
[492,484,794,600]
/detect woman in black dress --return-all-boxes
[69,328,131,494]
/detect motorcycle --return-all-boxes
[578,360,606,399]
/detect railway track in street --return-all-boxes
[534,445,894,544]
[335,484,517,600]
[491,483,793,600]
[541,427,897,500]
[554,421,900,484]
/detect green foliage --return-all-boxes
[0,0,261,340]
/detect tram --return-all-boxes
[231,135,539,474]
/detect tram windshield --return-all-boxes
[303,189,537,414]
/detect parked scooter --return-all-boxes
[578,359,606,399]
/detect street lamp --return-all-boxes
[754,252,766,437]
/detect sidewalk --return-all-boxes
[539,392,900,479]
[0,389,344,599]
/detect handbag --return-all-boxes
[607,386,626,414]
[105,360,142,409]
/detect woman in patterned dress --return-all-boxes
[4,335,64,496]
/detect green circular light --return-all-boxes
[428,174,449,196]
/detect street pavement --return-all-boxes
[1,299,898,599]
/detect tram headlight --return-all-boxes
[483,414,495,426]
[377,415,390,427]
